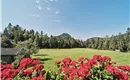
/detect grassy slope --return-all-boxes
[32,48,130,71]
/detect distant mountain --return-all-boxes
[58,33,71,38]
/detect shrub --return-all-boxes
[16,39,39,57]
[1,36,14,48]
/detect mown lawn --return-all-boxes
[32,48,130,71]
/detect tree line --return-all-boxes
[1,23,130,52]
[84,29,130,52]
[1,23,85,49]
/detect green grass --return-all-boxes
[32,48,130,71]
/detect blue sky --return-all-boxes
[2,0,129,40]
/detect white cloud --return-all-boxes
[55,11,60,14]
[44,0,58,2]
[46,7,51,10]
[36,5,43,10]
[36,0,40,3]
[52,20,61,22]
[32,14,40,18]
[50,0,58,2]
[81,38,87,41]
[54,0,58,1]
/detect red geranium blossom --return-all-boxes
[1,58,44,80]
[62,58,72,65]
[55,61,61,65]
[22,69,33,77]
[33,64,44,72]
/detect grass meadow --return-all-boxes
[32,48,130,71]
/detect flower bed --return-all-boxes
[1,58,44,80]
[1,55,130,80]
[56,55,130,80]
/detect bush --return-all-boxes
[1,36,14,48]
[16,39,39,57]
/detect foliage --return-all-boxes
[1,36,14,48]
[16,39,39,57]
[12,55,25,69]
[44,70,64,80]
[85,28,130,52]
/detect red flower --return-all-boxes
[1,58,45,79]
[69,69,79,78]
[37,72,44,80]
[93,55,102,61]
[62,58,72,65]
[118,66,130,72]
[22,69,33,77]
[112,62,116,64]
[78,58,87,63]
[78,67,90,78]
[102,56,111,62]
[32,77,37,80]
[1,64,5,71]
[67,76,73,80]
[114,69,128,80]
[120,72,128,80]
[70,61,77,65]
[1,64,13,71]
[106,65,115,74]
[106,65,128,80]
[1,72,4,78]
[6,78,12,80]
[87,59,97,68]
[5,64,13,69]
[33,64,44,72]
[56,55,130,80]
[17,66,25,72]
[32,60,40,66]
[1,69,17,79]
[20,58,33,68]
[55,61,61,65]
